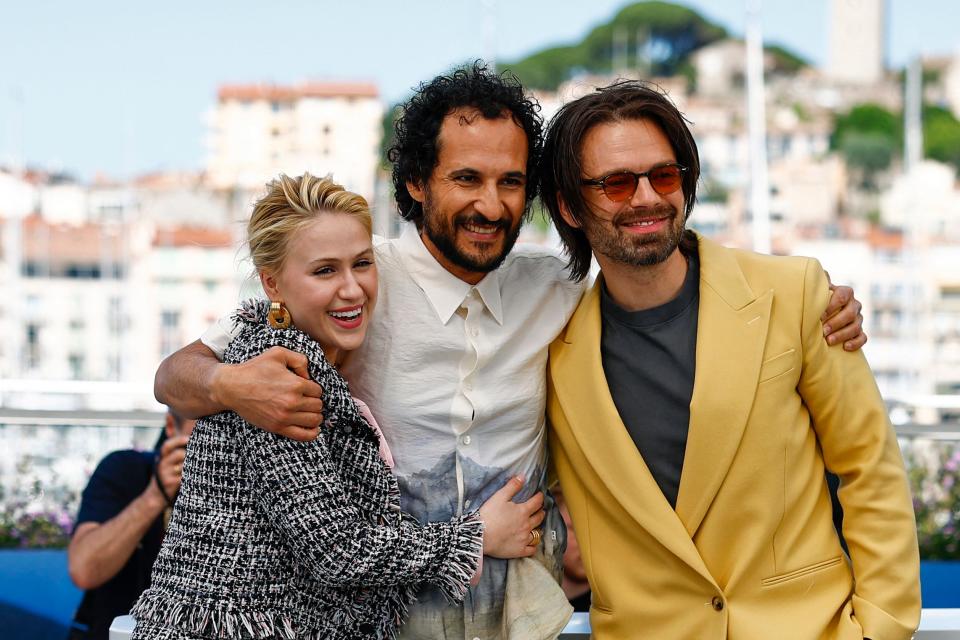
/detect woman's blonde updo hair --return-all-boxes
[247,173,372,275]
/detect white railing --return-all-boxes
[110,610,960,639]
[557,611,960,640]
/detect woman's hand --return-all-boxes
[478,475,545,559]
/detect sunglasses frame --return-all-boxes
[581,163,688,202]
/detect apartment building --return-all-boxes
[0,170,243,411]
[205,82,384,201]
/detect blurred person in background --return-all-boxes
[554,489,591,612]
[67,409,196,640]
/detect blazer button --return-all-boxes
[712,596,724,611]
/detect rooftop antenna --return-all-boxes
[745,0,771,254]
[613,26,629,76]
[4,86,25,380]
[481,0,497,66]
[902,55,925,397]
[904,55,923,172]
[636,26,651,77]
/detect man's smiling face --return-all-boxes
[570,117,687,269]
[407,108,529,284]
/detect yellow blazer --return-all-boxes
[548,234,920,640]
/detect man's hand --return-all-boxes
[822,276,866,352]
[146,435,189,508]
[211,346,324,441]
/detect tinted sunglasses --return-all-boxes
[581,163,688,202]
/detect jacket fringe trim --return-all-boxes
[131,591,302,639]
[436,512,485,604]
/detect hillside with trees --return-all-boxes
[496,1,806,90]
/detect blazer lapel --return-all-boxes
[552,280,714,583]
[674,235,772,538]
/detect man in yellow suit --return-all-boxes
[540,81,921,639]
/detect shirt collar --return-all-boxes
[396,225,504,325]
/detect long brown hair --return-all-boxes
[541,80,700,281]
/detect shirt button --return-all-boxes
[464,499,471,509]
[470,328,479,337]
[461,435,472,445]
[464,381,473,391]
[712,596,724,611]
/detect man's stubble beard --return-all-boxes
[582,203,686,268]
[421,192,523,275]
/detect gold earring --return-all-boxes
[267,301,291,329]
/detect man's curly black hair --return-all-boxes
[387,61,544,227]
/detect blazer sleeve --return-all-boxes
[796,258,921,640]
[242,408,483,603]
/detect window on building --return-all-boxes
[25,323,41,370]
[26,295,41,317]
[107,352,122,381]
[68,353,85,380]
[64,262,101,279]
[160,310,181,358]
[108,296,124,335]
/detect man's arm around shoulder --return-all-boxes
[155,339,324,441]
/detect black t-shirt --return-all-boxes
[600,249,700,508]
[71,449,163,640]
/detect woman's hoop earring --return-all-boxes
[267,301,291,329]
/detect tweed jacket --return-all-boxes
[131,300,484,640]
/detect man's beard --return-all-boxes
[421,196,522,275]
[582,203,685,268]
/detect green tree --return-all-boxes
[764,44,808,73]
[500,1,728,90]
[498,2,807,91]
[923,105,960,171]
[841,132,896,189]
[831,104,901,190]
[831,103,902,151]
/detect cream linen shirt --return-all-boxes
[201,225,585,639]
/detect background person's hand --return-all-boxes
[822,276,866,352]
[212,346,324,441]
[148,434,188,508]
[478,475,546,559]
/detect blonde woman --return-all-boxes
[131,174,543,639]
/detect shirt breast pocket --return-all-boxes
[757,348,797,385]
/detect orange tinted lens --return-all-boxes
[648,166,682,195]
[602,173,638,201]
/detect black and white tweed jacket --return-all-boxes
[131,300,484,640]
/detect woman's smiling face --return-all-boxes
[261,211,377,363]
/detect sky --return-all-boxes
[0,0,957,180]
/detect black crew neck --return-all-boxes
[601,249,700,329]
